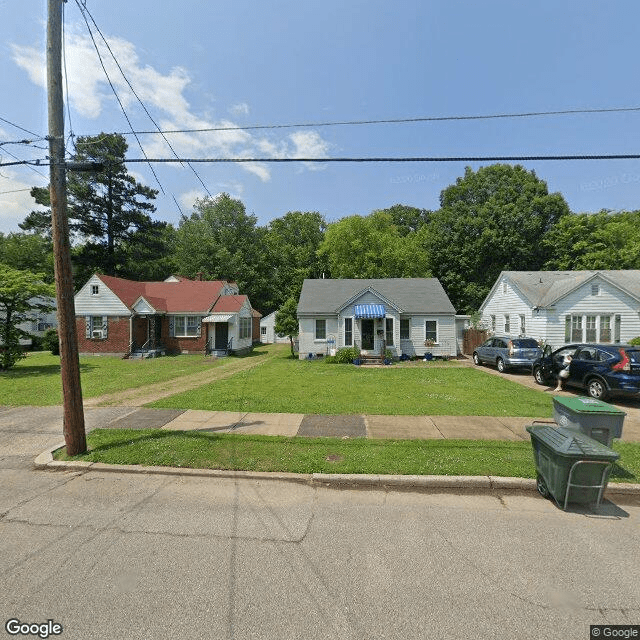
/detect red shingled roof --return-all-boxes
[97,275,230,313]
[210,295,249,313]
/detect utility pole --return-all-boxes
[48,0,87,455]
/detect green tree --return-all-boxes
[0,265,55,370]
[318,211,429,279]
[274,297,299,357]
[21,133,170,285]
[265,211,327,312]
[374,204,431,236]
[0,232,54,282]
[543,210,640,270]
[175,193,271,310]
[421,164,570,312]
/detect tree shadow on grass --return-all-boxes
[85,428,222,455]
[2,362,97,379]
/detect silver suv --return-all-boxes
[473,336,542,372]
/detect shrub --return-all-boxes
[629,336,640,346]
[328,346,361,364]
[42,328,60,355]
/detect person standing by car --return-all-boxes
[554,353,572,392]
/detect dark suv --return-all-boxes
[532,343,640,400]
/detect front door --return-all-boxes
[215,322,229,350]
[361,319,375,351]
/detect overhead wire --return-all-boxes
[114,106,640,137]
[0,116,42,139]
[77,2,212,198]
[73,0,167,196]
[62,0,76,157]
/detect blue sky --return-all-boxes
[2,1,640,233]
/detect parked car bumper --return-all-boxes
[504,357,537,369]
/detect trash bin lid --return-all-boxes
[526,425,620,460]
[553,396,626,417]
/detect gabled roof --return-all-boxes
[210,295,250,313]
[297,278,456,315]
[485,270,640,309]
[96,274,229,313]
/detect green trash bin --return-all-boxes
[552,396,625,447]
[526,424,620,510]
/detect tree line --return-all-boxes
[3,132,640,328]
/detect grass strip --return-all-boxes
[53,428,640,483]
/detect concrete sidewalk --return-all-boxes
[106,406,640,442]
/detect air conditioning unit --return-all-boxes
[92,330,103,339]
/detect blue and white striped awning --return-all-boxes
[354,304,386,318]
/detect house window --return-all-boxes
[504,315,510,333]
[491,315,496,332]
[425,320,437,343]
[385,318,394,346]
[91,285,99,295]
[400,318,410,340]
[315,319,326,340]
[86,316,107,340]
[586,316,597,342]
[344,317,353,346]
[519,314,526,335]
[502,282,507,295]
[260,326,267,336]
[239,317,252,339]
[600,316,611,343]
[591,283,600,296]
[174,315,200,337]
[571,315,583,342]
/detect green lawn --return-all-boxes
[0,349,250,405]
[150,352,554,417]
[54,428,640,483]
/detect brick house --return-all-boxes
[74,274,254,357]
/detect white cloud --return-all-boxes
[11,28,332,186]
[229,102,249,117]
[0,169,46,234]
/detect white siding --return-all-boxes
[75,275,130,316]
[259,312,289,343]
[549,278,640,347]
[481,277,539,340]
[298,317,338,358]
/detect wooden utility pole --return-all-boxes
[47,0,87,455]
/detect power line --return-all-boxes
[0,116,42,138]
[7,152,640,170]
[75,2,212,200]
[74,0,167,196]
[115,106,640,137]
[121,154,640,163]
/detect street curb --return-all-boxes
[35,443,640,499]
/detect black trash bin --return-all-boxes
[526,424,620,510]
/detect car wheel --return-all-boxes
[496,357,506,373]
[533,367,547,386]
[587,378,607,400]
[473,352,481,366]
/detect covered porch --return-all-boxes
[202,314,234,356]
[129,313,167,359]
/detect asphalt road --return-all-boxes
[1,408,639,640]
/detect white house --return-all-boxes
[259,311,291,344]
[479,270,640,349]
[296,278,457,360]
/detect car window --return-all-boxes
[554,347,577,359]
[624,349,640,363]
[495,339,507,348]
[481,339,493,347]
[576,347,597,361]
[596,349,615,362]
[512,338,538,348]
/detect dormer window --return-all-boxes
[91,285,99,295]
